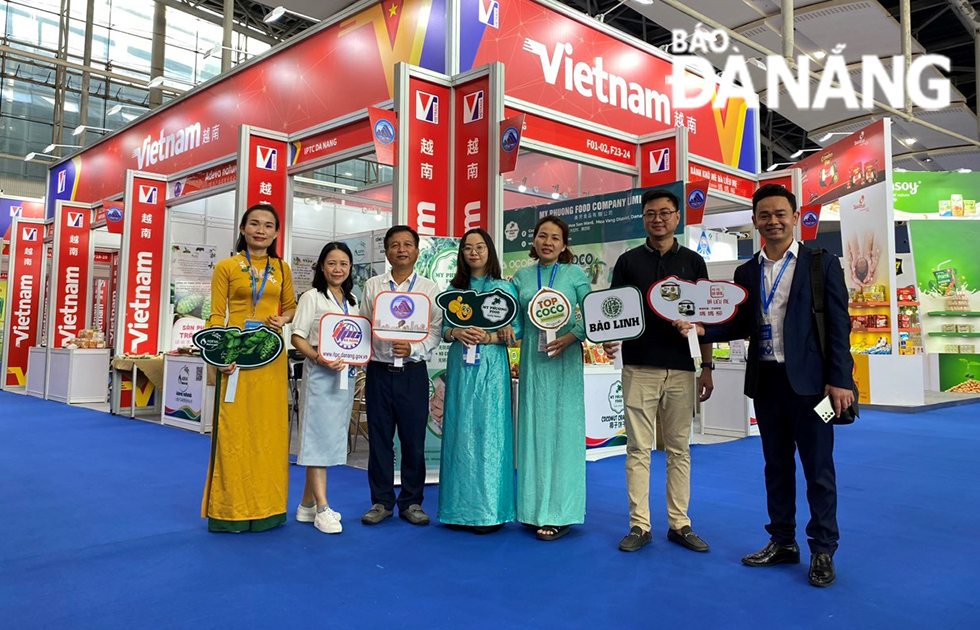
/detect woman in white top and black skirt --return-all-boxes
[290,242,358,534]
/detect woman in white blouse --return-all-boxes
[290,242,358,534]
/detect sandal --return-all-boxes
[536,525,570,541]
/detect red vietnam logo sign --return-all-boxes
[52,205,91,348]
[453,75,491,235]
[3,220,45,387]
[243,131,288,256]
[120,174,167,356]
[407,76,451,237]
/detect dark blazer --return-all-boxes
[701,244,853,398]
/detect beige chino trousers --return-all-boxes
[622,365,696,532]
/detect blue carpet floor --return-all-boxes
[0,391,977,629]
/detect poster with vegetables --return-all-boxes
[170,243,217,322]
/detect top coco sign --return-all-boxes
[670,26,952,111]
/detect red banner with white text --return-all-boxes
[800,204,822,241]
[688,161,756,200]
[499,114,524,174]
[119,173,167,356]
[243,131,289,256]
[52,204,91,348]
[3,219,45,386]
[685,179,709,226]
[406,76,451,236]
[291,119,376,168]
[453,76,491,235]
[367,108,398,167]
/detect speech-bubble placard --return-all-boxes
[319,314,373,365]
[647,276,748,324]
[582,286,645,343]
[372,291,432,342]
[436,288,518,331]
[192,326,284,368]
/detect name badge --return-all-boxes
[244,319,264,331]
[538,330,549,354]
[760,323,774,356]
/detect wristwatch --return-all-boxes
[700,362,715,370]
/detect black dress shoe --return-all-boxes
[741,541,801,567]
[667,526,709,552]
[808,553,836,587]
[618,526,652,552]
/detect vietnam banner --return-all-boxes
[405,75,451,237]
[240,128,289,256]
[499,114,524,174]
[118,172,167,356]
[50,203,92,348]
[800,204,822,241]
[368,107,398,166]
[1,197,45,240]
[453,75,491,235]
[2,218,45,387]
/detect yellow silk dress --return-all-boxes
[202,253,296,532]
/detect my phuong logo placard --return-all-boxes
[256,146,278,171]
[415,91,439,124]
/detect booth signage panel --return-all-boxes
[453,76,491,235]
[640,135,679,188]
[584,370,627,450]
[245,133,289,216]
[121,174,167,356]
[407,77,451,236]
[290,120,374,167]
[3,219,45,387]
[796,120,887,207]
[505,107,634,168]
[51,204,92,348]
[893,171,980,219]
[462,0,758,171]
[688,161,755,199]
[170,161,237,200]
[163,358,207,423]
[45,0,447,215]
[1,197,45,239]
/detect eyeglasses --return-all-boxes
[643,209,679,221]
[463,244,487,254]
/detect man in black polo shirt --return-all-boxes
[605,189,714,553]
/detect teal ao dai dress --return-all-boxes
[438,277,522,526]
[512,262,591,526]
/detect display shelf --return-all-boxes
[928,332,980,337]
[898,301,920,307]
[926,311,980,317]
[898,328,921,333]
[849,301,890,308]
[853,328,892,333]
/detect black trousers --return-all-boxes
[753,361,839,555]
[365,360,429,511]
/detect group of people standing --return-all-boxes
[203,183,852,588]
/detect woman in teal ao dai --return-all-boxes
[511,216,591,541]
[438,229,522,534]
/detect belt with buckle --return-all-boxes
[371,360,426,373]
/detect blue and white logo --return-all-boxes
[501,126,520,153]
[106,206,123,224]
[687,188,706,210]
[415,91,439,124]
[256,146,278,171]
[374,119,395,145]
[802,210,819,228]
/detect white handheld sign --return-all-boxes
[648,276,748,358]
[582,286,645,369]
[319,314,373,390]
[528,287,571,355]
[372,291,432,367]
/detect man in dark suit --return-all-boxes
[677,184,853,587]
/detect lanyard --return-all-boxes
[389,273,417,293]
[244,251,271,314]
[330,290,349,315]
[761,252,793,315]
[537,263,559,291]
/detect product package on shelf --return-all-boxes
[946,294,970,312]
[64,329,107,349]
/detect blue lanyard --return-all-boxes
[389,273,417,293]
[761,253,793,315]
[537,263,559,291]
[244,250,271,313]
[330,289,349,315]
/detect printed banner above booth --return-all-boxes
[501,182,685,285]
[1,218,45,388]
[45,0,448,214]
[459,0,758,171]
[1,196,45,240]
[893,171,980,219]
[49,202,93,349]
[116,172,168,357]
[796,120,888,208]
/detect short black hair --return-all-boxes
[640,189,679,211]
[753,184,797,214]
[384,225,420,250]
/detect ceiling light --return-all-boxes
[812,50,827,60]
[905,137,917,145]
[263,6,286,23]
[747,58,767,71]
[107,104,122,116]
[374,212,383,221]
[147,76,165,88]
[343,171,353,177]
[73,125,110,136]
[44,144,56,153]
[24,152,57,161]
[518,177,527,193]
[766,162,794,172]
[551,185,560,200]
[819,133,833,142]
[958,168,972,173]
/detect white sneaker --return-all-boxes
[314,510,343,534]
[296,504,316,523]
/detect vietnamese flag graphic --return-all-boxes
[381,0,405,47]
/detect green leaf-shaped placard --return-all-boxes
[192,326,284,369]
[436,288,518,331]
